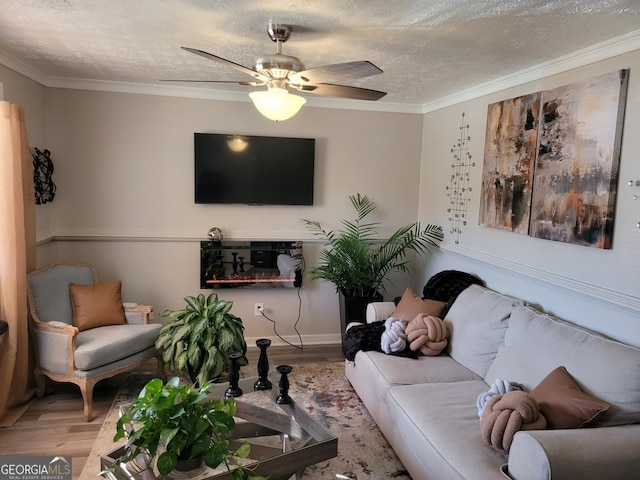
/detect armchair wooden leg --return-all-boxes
[80,379,96,422]
[34,367,46,398]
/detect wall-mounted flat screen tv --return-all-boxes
[194,133,315,205]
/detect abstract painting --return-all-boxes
[479,92,541,234]
[479,69,628,249]
[529,70,628,249]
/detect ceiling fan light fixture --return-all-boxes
[249,89,306,121]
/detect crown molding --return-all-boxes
[0,50,49,85]
[2,30,638,115]
[43,76,423,114]
[421,29,640,113]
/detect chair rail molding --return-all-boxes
[441,243,640,315]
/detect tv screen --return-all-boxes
[194,133,315,205]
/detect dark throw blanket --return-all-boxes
[344,270,484,361]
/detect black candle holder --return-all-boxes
[276,365,293,404]
[232,252,238,273]
[254,338,273,391]
[225,351,243,398]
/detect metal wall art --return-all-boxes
[31,147,56,204]
[446,112,475,245]
[480,69,629,249]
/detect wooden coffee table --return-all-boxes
[101,374,338,480]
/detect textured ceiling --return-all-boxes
[0,0,639,107]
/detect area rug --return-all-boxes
[80,362,411,480]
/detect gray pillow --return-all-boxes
[444,284,524,377]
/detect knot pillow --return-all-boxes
[477,379,523,417]
[405,313,448,356]
[380,316,407,354]
[479,391,547,454]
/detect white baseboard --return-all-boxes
[245,334,342,349]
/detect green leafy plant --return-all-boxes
[110,377,266,479]
[156,293,248,386]
[302,193,444,297]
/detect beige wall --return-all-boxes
[37,89,424,345]
[0,64,52,237]
[418,49,640,347]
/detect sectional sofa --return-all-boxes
[344,282,640,479]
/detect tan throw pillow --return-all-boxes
[69,281,127,331]
[530,366,610,429]
[391,287,447,322]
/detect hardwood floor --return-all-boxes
[0,343,344,479]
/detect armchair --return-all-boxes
[27,262,164,421]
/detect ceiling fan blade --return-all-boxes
[303,83,387,101]
[290,61,382,84]
[159,79,261,86]
[181,46,268,81]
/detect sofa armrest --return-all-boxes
[124,303,153,325]
[365,302,396,323]
[505,425,640,480]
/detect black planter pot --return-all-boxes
[175,448,204,473]
[338,291,383,352]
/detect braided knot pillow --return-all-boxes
[405,313,448,356]
[380,316,407,354]
[476,379,522,417]
[479,391,547,454]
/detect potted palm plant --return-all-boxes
[302,194,443,343]
[155,293,248,386]
[108,376,266,478]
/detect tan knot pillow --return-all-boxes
[405,313,448,356]
[69,281,126,331]
[479,391,547,454]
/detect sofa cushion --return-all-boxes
[386,381,507,479]
[444,284,524,377]
[74,323,161,370]
[391,287,446,322]
[69,281,126,331]
[485,305,640,423]
[530,366,610,429]
[356,350,482,387]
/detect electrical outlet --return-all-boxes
[254,303,264,316]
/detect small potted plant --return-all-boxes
[302,194,443,341]
[109,377,266,478]
[156,293,248,386]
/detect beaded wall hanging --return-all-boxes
[446,113,475,244]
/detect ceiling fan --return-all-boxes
[165,23,387,120]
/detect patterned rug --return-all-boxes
[80,362,411,480]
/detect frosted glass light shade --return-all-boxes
[249,90,306,121]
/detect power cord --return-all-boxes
[258,255,305,350]
[258,290,303,350]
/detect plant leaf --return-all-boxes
[156,451,177,476]
[234,442,251,458]
[203,440,228,470]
